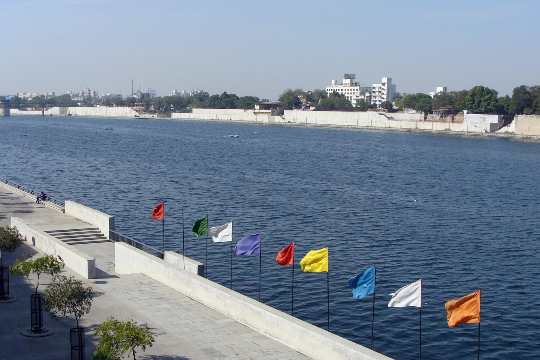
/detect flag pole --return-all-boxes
[205,214,208,278]
[258,237,262,302]
[291,249,295,316]
[477,290,481,360]
[327,270,330,331]
[371,275,376,349]
[182,206,185,270]
[162,202,165,253]
[419,306,422,360]
[230,222,233,289]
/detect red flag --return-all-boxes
[151,202,165,221]
[275,242,295,266]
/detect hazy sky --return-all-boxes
[1,0,539,99]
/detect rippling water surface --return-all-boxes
[1,116,540,359]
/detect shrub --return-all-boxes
[44,275,94,327]
[94,318,155,360]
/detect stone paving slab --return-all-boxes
[0,185,308,360]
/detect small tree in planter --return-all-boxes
[93,318,155,360]
[10,255,64,334]
[0,225,24,301]
[44,275,94,360]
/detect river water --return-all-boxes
[1,116,539,359]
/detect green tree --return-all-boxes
[316,93,353,111]
[432,93,455,110]
[354,99,369,111]
[0,226,23,266]
[414,94,433,114]
[94,318,155,360]
[464,86,499,114]
[10,255,64,293]
[238,96,259,109]
[496,95,511,115]
[510,85,532,115]
[278,89,303,110]
[532,86,540,114]
[401,94,417,110]
[44,275,94,328]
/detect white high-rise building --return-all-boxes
[429,86,447,98]
[325,74,370,107]
[370,77,395,107]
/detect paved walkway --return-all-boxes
[0,186,308,360]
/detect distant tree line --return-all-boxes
[9,84,540,116]
[395,85,540,115]
[9,91,263,113]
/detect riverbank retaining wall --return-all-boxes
[11,217,96,279]
[514,115,540,136]
[172,108,505,134]
[115,241,391,360]
[10,106,139,117]
[65,200,114,239]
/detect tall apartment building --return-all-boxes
[325,74,370,107]
[370,77,396,107]
[326,74,396,108]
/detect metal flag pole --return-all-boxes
[327,270,330,331]
[230,222,233,289]
[291,249,295,316]
[371,275,376,349]
[161,201,165,253]
[419,306,422,360]
[205,214,208,278]
[181,207,185,270]
[258,237,262,302]
[477,290,481,360]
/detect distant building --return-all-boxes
[370,77,395,107]
[430,86,447,98]
[325,74,370,107]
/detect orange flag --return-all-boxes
[445,290,481,328]
[151,202,165,221]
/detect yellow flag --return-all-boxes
[300,248,328,272]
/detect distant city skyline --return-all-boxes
[1,0,539,99]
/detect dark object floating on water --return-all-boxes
[227,134,240,138]
[104,127,114,131]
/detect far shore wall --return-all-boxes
[10,106,139,117]
[172,108,507,134]
[514,115,540,136]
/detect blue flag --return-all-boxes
[234,234,261,256]
[348,266,376,300]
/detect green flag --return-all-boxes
[192,216,208,237]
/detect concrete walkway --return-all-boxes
[0,186,308,360]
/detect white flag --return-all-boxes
[388,279,422,308]
[208,222,232,243]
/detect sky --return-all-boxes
[1,0,539,99]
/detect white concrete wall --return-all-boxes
[115,242,391,360]
[11,217,96,279]
[171,109,285,124]
[463,113,504,133]
[514,115,540,136]
[10,106,138,118]
[164,251,204,276]
[64,200,114,239]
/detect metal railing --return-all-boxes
[110,230,164,259]
[0,178,65,209]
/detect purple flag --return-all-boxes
[234,234,261,256]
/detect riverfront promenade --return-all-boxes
[0,185,309,359]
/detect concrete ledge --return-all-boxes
[115,242,391,360]
[65,200,114,239]
[10,217,96,279]
[164,251,204,276]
